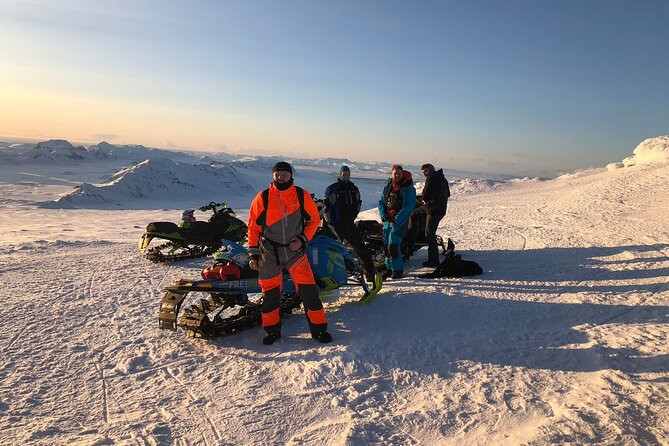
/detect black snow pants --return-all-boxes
[425,211,445,263]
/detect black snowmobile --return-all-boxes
[139,202,248,263]
[356,194,448,269]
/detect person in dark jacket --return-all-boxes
[324,166,377,282]
[378,165,416,278]
[420,163,450,267]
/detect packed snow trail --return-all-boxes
[1,155,668,444]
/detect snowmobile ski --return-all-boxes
[358,273,384,304]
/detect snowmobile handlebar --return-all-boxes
[199,202,233,215]
[313,198,327,217]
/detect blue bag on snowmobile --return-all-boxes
[306,234,358,290]
[190,235,363,294]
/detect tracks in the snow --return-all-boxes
[162,367,222,445]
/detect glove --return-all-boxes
[248,254,259,270]
[248,246,260,264]
[289,235,308,252]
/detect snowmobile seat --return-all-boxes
[147,222,180,233]
[356,220,381,236]
[179,221,215,243]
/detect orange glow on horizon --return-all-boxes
[0,87,328,153]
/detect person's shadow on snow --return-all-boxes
[334,242,669,375]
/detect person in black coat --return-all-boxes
[324,166,377,282]
[420,163,450,266]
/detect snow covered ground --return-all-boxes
[1,137,668,445]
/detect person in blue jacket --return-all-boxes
[377,164,416,279]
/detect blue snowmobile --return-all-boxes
[158,233,383,339]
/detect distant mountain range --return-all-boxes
[7,135,668,210]
[1,139,199,163]
[0,139,517,180]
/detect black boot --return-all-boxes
[422,260,440,267]
[313,331,332,343]
[262,333,281,345]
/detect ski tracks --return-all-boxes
[1,323,28,356]
[286,370,420,445]
[93,362,110,425]
[161,367,222,446]
[0,241,193,444]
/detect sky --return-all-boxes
[0,0,667,177]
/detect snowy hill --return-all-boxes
[1,136,668,444]
[18,139,88,161]
[47,158,255,209]
[608,135,669,169]
[40,154,421,210]
[87,141,199,163]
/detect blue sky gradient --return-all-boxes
[1,0,667,176]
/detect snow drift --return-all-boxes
[608,135,669,169]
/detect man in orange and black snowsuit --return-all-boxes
[247,161,332,345]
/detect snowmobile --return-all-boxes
[356,194,449,269]
[138,202,248,263]
[158,233,384,339]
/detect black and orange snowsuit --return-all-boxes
[247,183,326,337]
